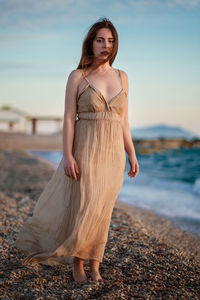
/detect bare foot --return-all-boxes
[90,270,104,282]
[72,264,87,283]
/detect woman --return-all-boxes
[15,18,139,283]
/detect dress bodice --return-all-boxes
[76,69,128,119]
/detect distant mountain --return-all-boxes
[131,124,199,140]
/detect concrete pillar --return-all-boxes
[32,118,37,134]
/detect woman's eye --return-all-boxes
[96,39,114,44]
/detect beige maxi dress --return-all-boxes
[15,69,127,266]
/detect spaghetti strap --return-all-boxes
[118,69,123,90]
[82,70,90,84]
[84,76,90,84]
[77,70,90,100]
[118,69,127,96]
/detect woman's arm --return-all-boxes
[121,71,139,178]
[62,70,82,180]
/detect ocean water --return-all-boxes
[30,148,200,237]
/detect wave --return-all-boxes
[193,178,200,196]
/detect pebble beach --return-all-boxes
[1,149,200,299]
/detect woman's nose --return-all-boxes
[103,40,109,48]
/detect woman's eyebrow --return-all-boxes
[96,36,114,40]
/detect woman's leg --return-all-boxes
[72,256,87,282]
[89,259,104,282]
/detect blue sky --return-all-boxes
[0,0,200,135]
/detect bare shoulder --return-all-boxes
[67,69,83,84]
[119,69,128,81]
[68,69,83,81]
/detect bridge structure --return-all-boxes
[27,115,63,134]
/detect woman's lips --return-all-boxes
[101,51,109,55]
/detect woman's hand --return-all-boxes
[128,154,139,178]
[63,155,79,181]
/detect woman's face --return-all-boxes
[92,28,114,60]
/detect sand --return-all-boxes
[0,149,200,299]
[0,131,62,151]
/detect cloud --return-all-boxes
[0,31,62,48]
[0,0,199,45]
[165,0,200,10]
[125,0,200,10]
[0,62,67,78]
[171,0,200,7]
[1,0,199,25]
[0,62,35,70]
[127,0,200,7]
[0,0,90,28]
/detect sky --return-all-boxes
[0,0,200,135]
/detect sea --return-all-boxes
[30,148,200,238]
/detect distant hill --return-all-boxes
[131,124,199,140]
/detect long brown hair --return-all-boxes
[77,18,118,73]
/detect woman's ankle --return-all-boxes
[73,256,85,267]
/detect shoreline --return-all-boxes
[115,200,200,263]
[27,148,200,260]
[1,131,200,154]
[29,149,200,244]
[1,149,200,298]
[3,148,200,260]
